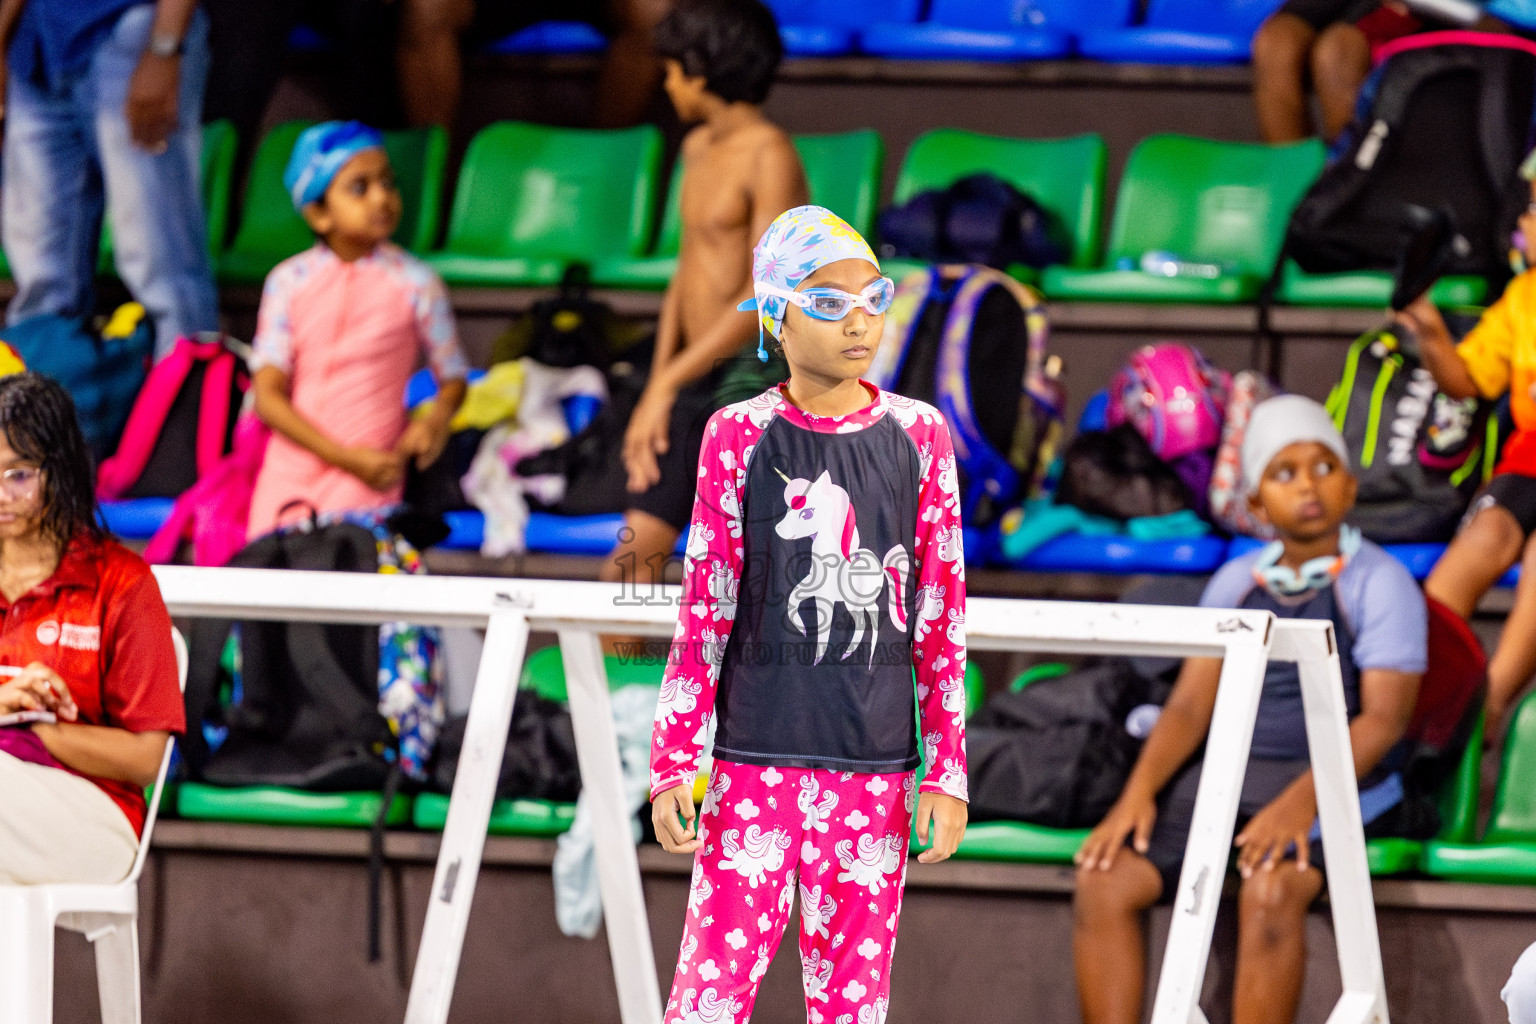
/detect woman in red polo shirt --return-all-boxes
[0,374,183,885]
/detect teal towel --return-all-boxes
[1125,509,1211,541]
[999,500,1119,562]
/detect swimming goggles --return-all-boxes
[757,276,896,321]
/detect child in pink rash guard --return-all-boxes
[246,121,467,539]
[650,206,968,1024]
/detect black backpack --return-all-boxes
[1285,31,1536,287]
[182,521,397,790]
[1055,424,1193,522]
[181,519,406,961]
[490,264,632,370]
[1327,324,1495,543]
[877,173,1067,270]
[870,265,1064,527]
[430,691,582,802]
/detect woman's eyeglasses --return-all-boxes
[0,467,41,499]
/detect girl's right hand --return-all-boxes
[652,782,703,855]
[0,664,77,720]
[344,447,405,492]
[1075,787,1157,872]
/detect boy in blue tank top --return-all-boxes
[1072,394,1425,1024]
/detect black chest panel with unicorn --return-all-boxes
[713,413,923,773]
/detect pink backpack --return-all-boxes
[97,335,247,500]
[144,415,270,567]
[1106,343,1230,462]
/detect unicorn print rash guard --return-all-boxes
[650,382,969,803]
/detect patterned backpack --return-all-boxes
[869,264,1062,527]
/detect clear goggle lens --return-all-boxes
[762,277,896,321]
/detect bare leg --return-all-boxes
[1310,22,1371,143]
[1074,853,1164,1024]
[599,508,681,656]
[1251,13,1318,143]
[1233,863,1325,1024]
[397,0,474,128]
[1428,504,1526,721]
[591,0,672,128]
[1426,504,1523,619]
[1487,533,1536,721]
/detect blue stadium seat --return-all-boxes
[765,0,920,56]
[101,498,175,539]
[1228,536,1521,587]
[1076,0,1285,64]
[484,21,608,55]
[861,0,1135,60]
[442,509,690,557]
[1012,533,1229,574]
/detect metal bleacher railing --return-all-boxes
[149,567,1387,1024]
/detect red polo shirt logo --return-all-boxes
[35,620,58,645]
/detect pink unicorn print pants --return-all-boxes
[665,759,916,1024]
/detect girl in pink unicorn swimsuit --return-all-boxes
[246,122,467,539]
[651,206,968,1024]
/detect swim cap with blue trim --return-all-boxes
[736,205,880,362]
[283,121,386,211]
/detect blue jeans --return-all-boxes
[3,5,218,357]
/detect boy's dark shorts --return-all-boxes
[1467,473,1536,539]
[626,369,727,533]
[1276,0,1380,29]
[1143,756,1404,901]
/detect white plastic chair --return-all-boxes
[0,627,188,1024]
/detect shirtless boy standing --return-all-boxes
[602,0,806,602]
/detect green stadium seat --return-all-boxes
[1422,702,1536,882]
[219,121,448,284]
[591,130,885,290]
[951,821,1090,863]
[425,122,662,287]
[93,119,239,278]
[517,643,667,703]
[200,119,239,256]
[411,792,577,835]
[1042,136,1325,304]
[176,783,411,828]
[1276,261,1488,308]
[1358,711,1485,876]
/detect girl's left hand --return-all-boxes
[914,791,967,864]
[396,417,451,471]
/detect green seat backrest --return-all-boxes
[518,644,665,704]
[650,130,886,260]
[1436,710,1484,843]
[227,120,449,259]
[796,130,884,238]
[442,121,662,260]
[892,130,1107,269]
[1487,694,1536,841]
[200,119,238,251]
[1101,134,1324,276]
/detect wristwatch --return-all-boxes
[147,32,183,58]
